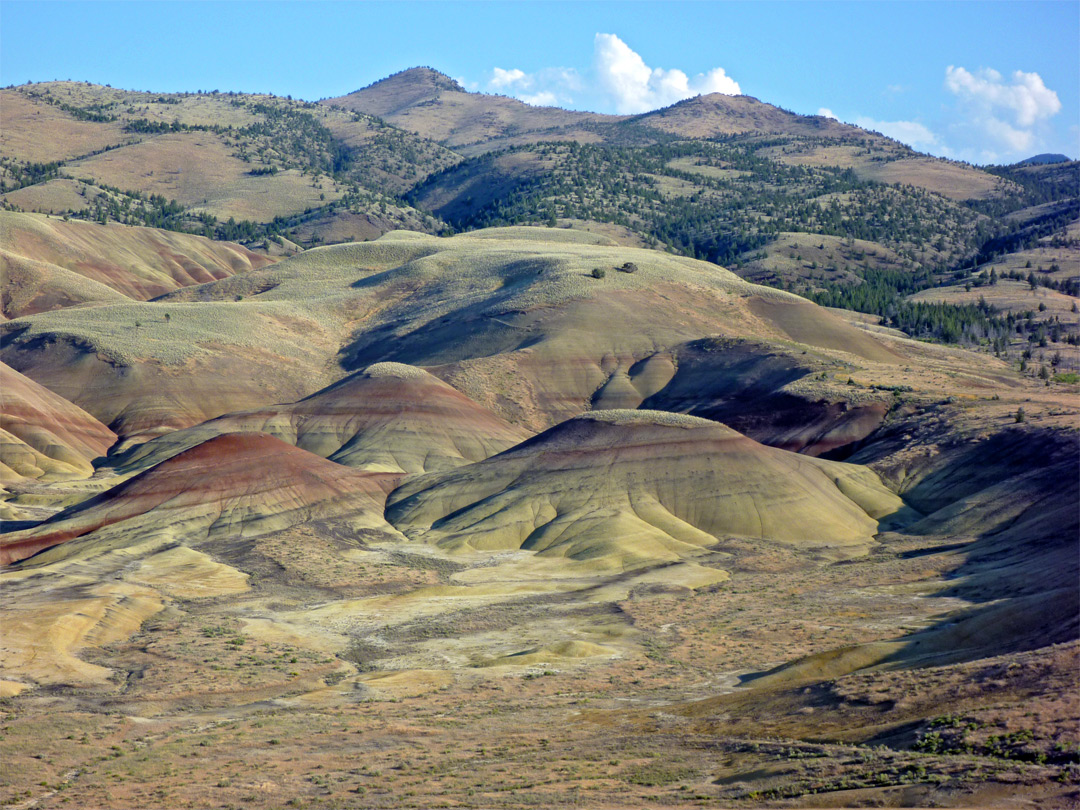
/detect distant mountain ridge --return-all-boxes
[2,66,1075,326]
[1015,153,1071,166]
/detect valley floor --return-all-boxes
[2,524,1076,809]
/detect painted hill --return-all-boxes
[387,410,903,570]
[0,362,116,482]
[0,432,398,565]
[110,362,531,475]
[0,211,275,318]
[1,227,905,447]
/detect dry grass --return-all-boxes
[856,157,1011,201]
[0,90,131,163]
[63,133,345,222]
[0,178,98,215]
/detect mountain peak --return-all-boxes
[332,66,466,118]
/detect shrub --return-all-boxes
[619,261,638,273]
[591,267,606,279]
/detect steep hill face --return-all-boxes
[1,228,906,447]
[0,362,116,482]
[0,432,398,565]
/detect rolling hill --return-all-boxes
[0,69,1078,810]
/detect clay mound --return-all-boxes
[0,362,116,481]
[0,248,130,317]
[111,362,531,476]
[1,432,398,565]
[0,212,274,317]
[387,410,903,570]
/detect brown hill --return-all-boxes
[110,362,531,475]
[0,362,116,482]
[324,67,618,150]
[0,432,398,565]
[635,95,1007,200]
[0,211,275,317]
[387,410,903,570]
[0,82,450,234]
[636,93,862,140]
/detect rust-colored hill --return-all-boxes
[0,362,116,482]
[111,362,531,475]
[0,432,398,565]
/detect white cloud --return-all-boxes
[854,116,938,148]
[945,66,1060,127]
[489,68,527,90]
[593,33,739,114]
[982,117,1034,152]
[482,33,739,114]
[817,107,837,120]
[519,91,559,107]
[485,66,580,107]
[943,65,1061,156]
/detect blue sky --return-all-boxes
[2,1,1076,164]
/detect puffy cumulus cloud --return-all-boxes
[484,34,739,114]
[944,66,1061,155]
[854,116,938,148]
[945,66,1061,127]
[593,33,739,114]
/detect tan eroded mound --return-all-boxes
[0,212,275,317]
[1,432,399,565]
[0,362,116,481]
[110,362,530,475]
[387,410,903,570]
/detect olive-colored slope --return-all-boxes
[0,212,275,317]
[0,362,116,482]
[0,432,399,565]
[110,362,530,476]
[1,228,903,444]
[387,410,903,571]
